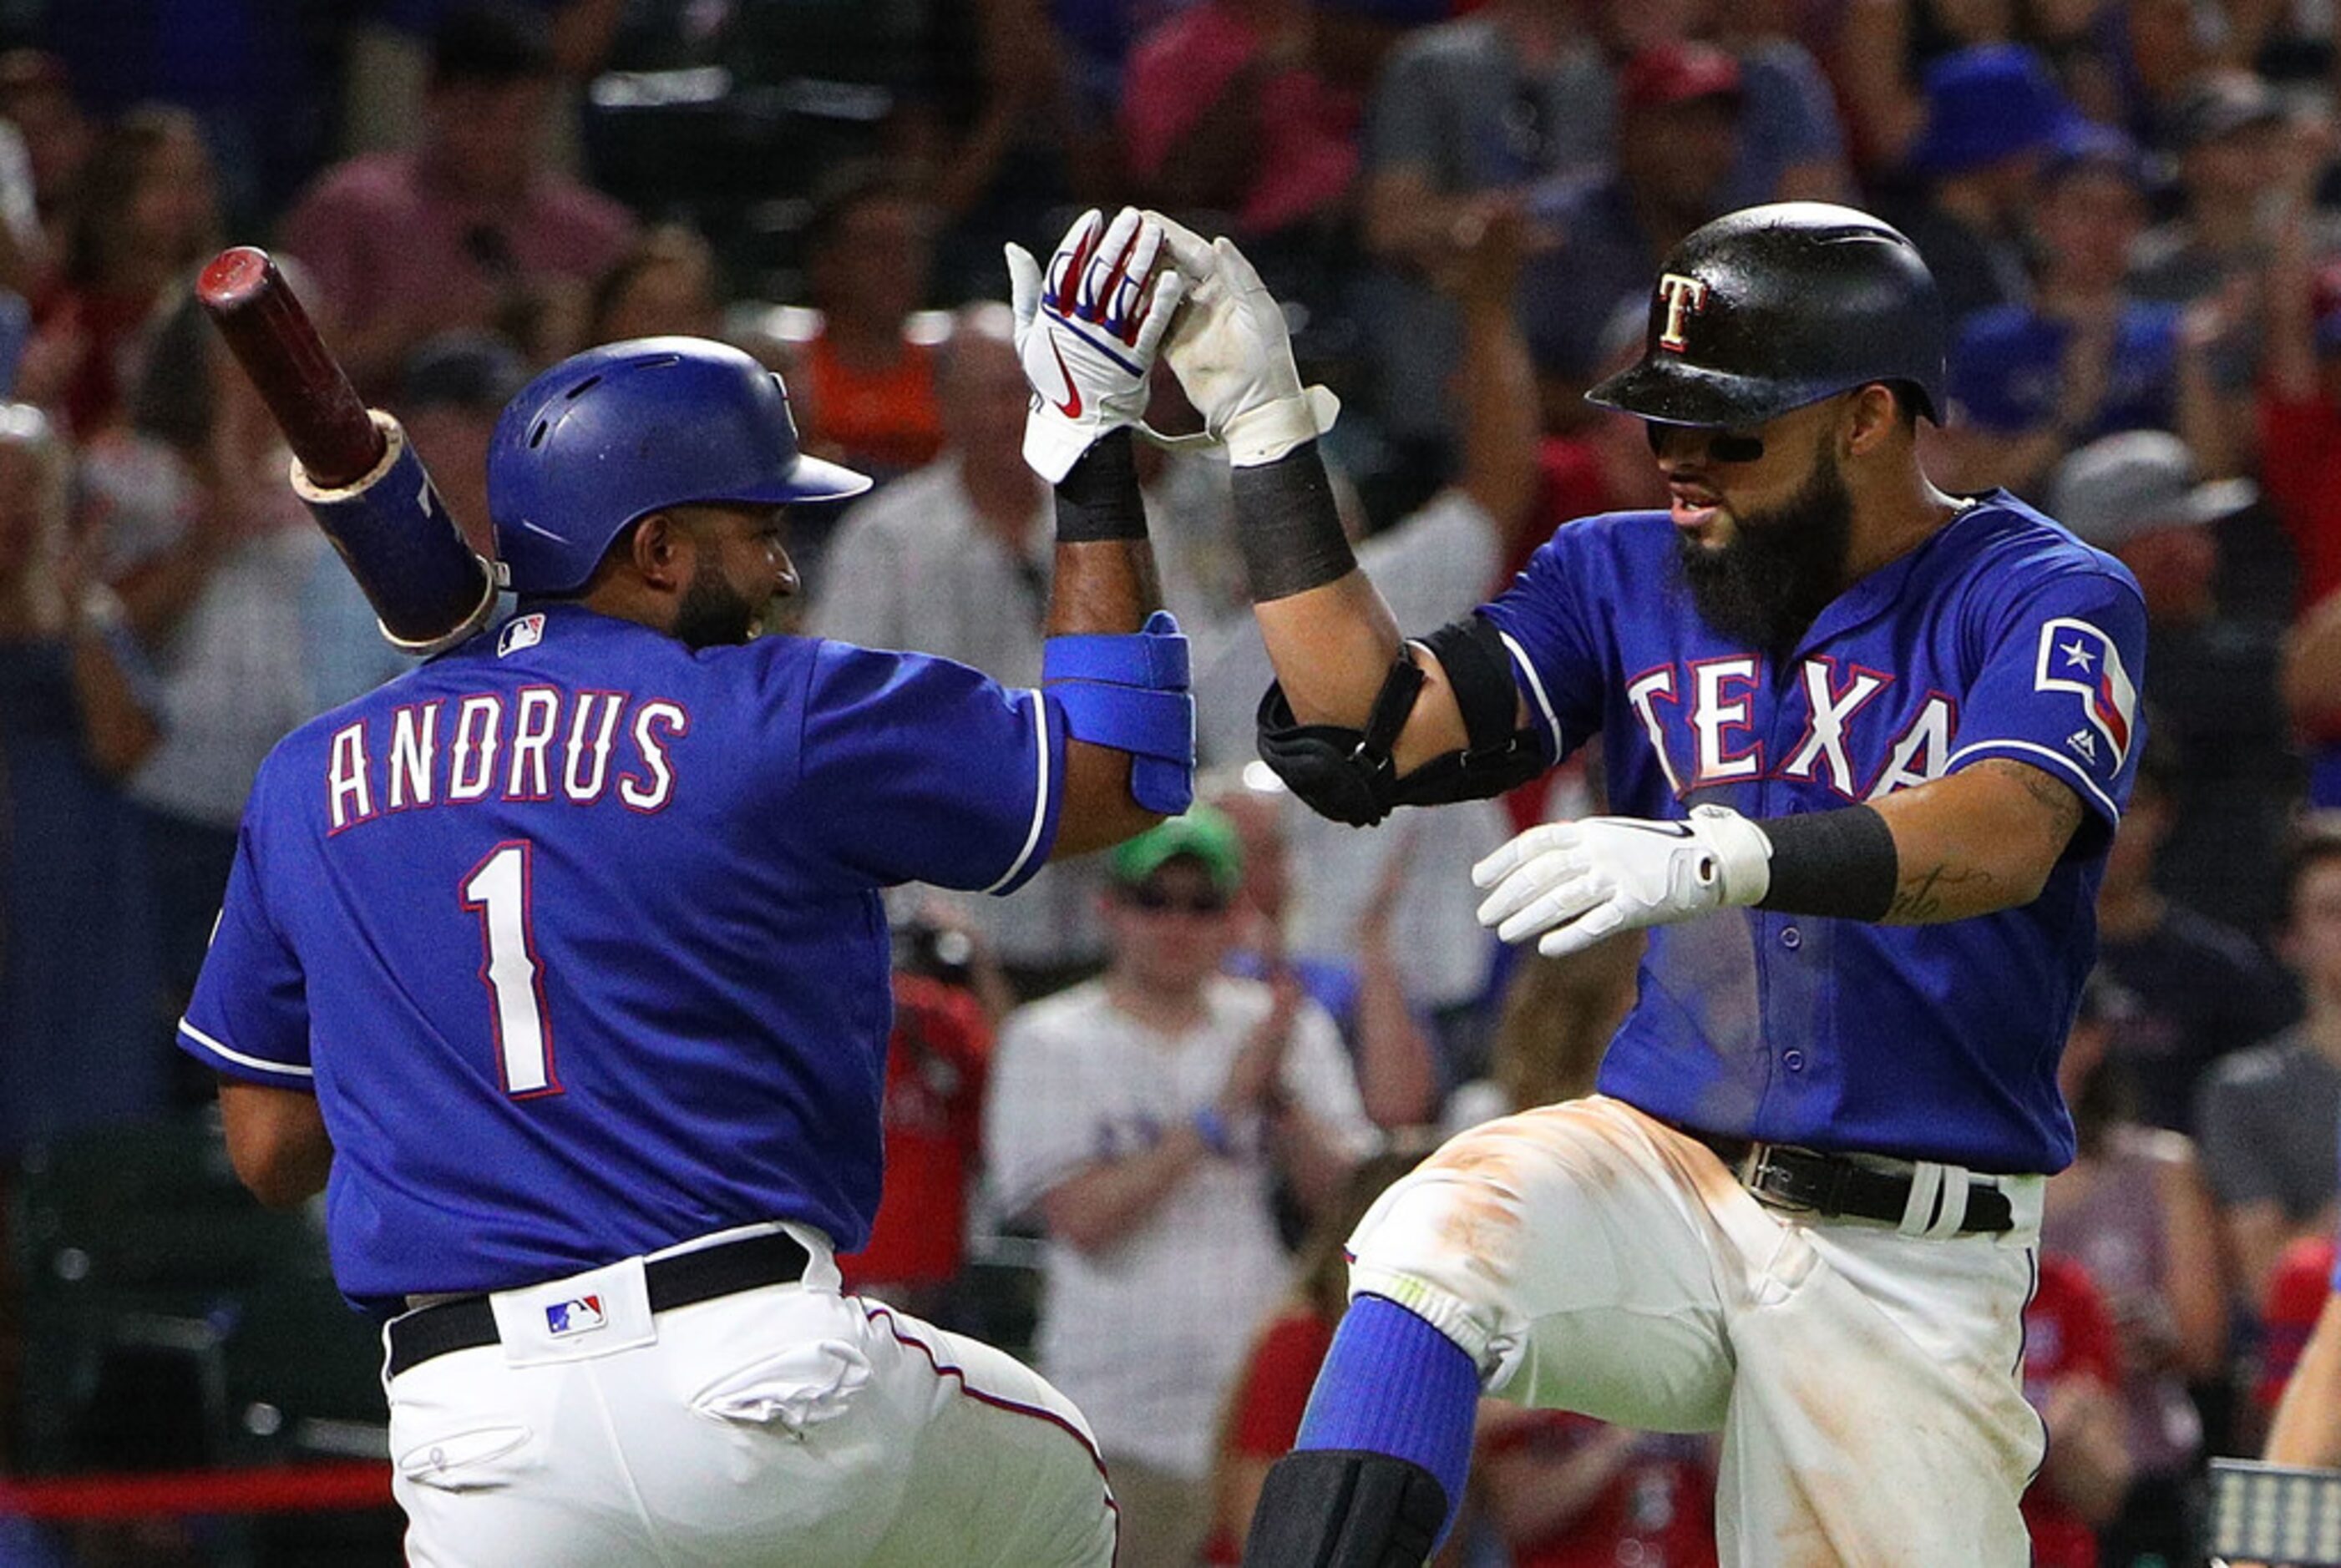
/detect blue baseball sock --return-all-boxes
[1293,1293,1480,1535]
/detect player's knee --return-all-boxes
[1341,1131,1531,1362]
[1239,1449,1448,1568]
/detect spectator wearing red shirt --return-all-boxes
[1474,1408,1718,1568]
[1122,0,1362,240]
[21,104,216,438]
[837,969,996,1323]
[2021,1253,2136,1568]
[1205,1147,1423,1565]
[275,3,633,398]
[2257,1234,2339,1422]
[2260,189,2341,805]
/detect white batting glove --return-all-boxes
[1144,209,1338,468]
[1005,207,1188,484]
[1471,805,1774,959]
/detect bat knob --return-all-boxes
[198,246,274,315]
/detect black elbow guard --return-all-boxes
[1255,614,1546,826]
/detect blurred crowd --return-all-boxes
[7,0,2341,1563]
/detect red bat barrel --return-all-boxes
[196,246,384,490]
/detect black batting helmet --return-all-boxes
[1586,202,1947,428]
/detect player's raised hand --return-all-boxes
[1004,206,1187,483]
[1471,805,1774,959]
[1143,209,1338,467]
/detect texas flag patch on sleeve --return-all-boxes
[2034,618,2137,768]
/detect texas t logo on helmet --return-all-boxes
[1655,274,1710,353]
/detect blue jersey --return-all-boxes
[179,604,1067,1311]
[1480,494,2146,1173]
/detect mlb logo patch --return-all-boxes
[545,1294,606,1337]
[2034,618,2136,768]
[499,613,545,657]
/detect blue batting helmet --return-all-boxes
[487,336,870,594]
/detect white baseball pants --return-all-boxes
[1346,1096,2047,1566]
[383,1223,1117,1567]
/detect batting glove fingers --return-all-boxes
[1006,207,1188,484]
[1472,807,1775,958]
[1144,210,1336,467]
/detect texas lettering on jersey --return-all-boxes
[1623,654,1957,801]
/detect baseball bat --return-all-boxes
[197,246,497,653]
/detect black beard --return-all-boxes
[1675,453,1854,658]
[672,558,761,649]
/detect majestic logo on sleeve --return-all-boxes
[1656,275,1710,352]
[2034,619,2136,768]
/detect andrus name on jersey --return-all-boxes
[325,690,688,832]
[1624,655,1955,801]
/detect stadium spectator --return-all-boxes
[19,105,218,438]
[1600,0,1852,210]
[1832,0,2027,176]
[836,965,996,1325]
[2019,1252,2136,1568]
[1203,1146,1424,1562]
[2050,431,2298,932]
[1213,782,1439,1131]
[385,330,530,557]
[2197,828,2341,1308]
[986,808,1374,1568]
[1873,45,2075,331]
[2082,731,2295,1134]
[585,222,723,346]
[0,401,162,1156]
[2131,71,2290,311]
[1940,127,2232,498]
[81,286,398,1055]
[786,164,947,484]
[1516,43,1746,398]
[1355,0,1612,456]
[0,50,92,279]
[276,3,633,397]
[1120,0,1363,242]
[2045,974,2227,1564]
[2257,188,2341,803]
[2253,1232,2337,1437]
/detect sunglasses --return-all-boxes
[1119,883,1232,916]
[1646,422,1767,463]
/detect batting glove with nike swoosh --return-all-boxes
[1005,207,1188,484]
[1471,804,1775,958]
[1143,209,1338,467]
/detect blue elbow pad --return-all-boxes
[1043,609,1195,815]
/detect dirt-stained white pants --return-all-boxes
[383,1223,1117,1568]
[1345,1097,2047,1567]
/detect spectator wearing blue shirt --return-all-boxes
[1938,126,2230,500]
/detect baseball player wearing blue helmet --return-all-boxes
[1139,203,2146,1566]
[179,212,1196,1565]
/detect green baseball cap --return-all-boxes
[1107,806,1244,893]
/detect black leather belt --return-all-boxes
[1677,1125,2014,1236]
[387,1231,812,1377]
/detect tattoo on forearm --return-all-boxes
[1887,862,1995,923]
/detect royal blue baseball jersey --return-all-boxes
[179,604,1067,1312]
[1480,493,2146,1174]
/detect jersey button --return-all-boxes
[1783,1049,1806,1071]
[1781,926,1802,950]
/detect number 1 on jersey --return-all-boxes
[462,841,560,1097]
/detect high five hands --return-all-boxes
[1006,206,1337,481]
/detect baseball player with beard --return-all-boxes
[175,208,1193,1566]
[1143,203,2149,1565]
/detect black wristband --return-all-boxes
[1229,439,1357,602]
[1053,428,1150,544]
[1755,804,1899,922]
